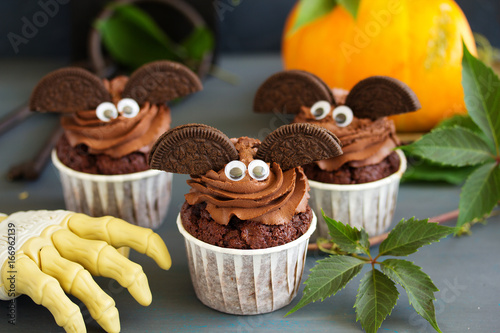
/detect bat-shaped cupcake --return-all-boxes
[253,71,421,182]
[30,60,202,159]
[149,123,343,227]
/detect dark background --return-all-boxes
[0,0,498,60]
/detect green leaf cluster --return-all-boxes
[403,44,500,227]
[287,213,456,333]
[94,3,214,72]
[403,114,481,184]
[290,0,360,34]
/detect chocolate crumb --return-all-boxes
[303,151,400,184]
[55,134,149,175]
[181,202,313,249]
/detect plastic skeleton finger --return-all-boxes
[0,210,171,333]
[52,229,152,306]
[67,213,171,270]
[40,246,121,332]
[1,253,85,333]
[20,227,120,331]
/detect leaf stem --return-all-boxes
[351,253,371,262]
[372,253,382,263]
[308,209,460,251]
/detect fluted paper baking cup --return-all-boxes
[52,150,172,229]
[308,149,407,238]
[177,212,317,315]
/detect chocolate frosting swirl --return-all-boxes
[60,76,171,158]
[184,137,310,225]
[292,89,399,172]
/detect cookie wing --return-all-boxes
[345,76,421,119]
[30,67,111,113]
[149,124,238,176]
[122,60,203,105]
[253,70,335,114]
[256,123,343,171]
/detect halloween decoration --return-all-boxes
[0,210,170,333]
[148,123,342,314]
[30,60,202,228]
[254,71,419,237]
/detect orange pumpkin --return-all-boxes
[282,0,477,132]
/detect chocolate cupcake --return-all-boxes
[254,72,420,237]
[30,61,202,228]
[149,123,342,314]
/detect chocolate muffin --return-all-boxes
[179,136,315,249]
[149,124,342,249]
[29,62,201,175]
[253,72,420,237]
[149,123,342,314]
[30,60,202,228]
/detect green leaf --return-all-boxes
[402,116,479,184]
[181,26,214,62]
[457,162,500,227]
[435,114,493,151]
[402,156,474,184]
[286,255,365,316]
[462,42,500,154]
[323,211,370,255]
[381,259,442,333]
[95,4,185,70]
[337,0,361,19]
[436,114,481,133]
[379,218,456,257]
[290,0,337,34]
[110,3,172,46]
[354,269,399,333]
[403,126,495,167]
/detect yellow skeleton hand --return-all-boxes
[0,210,171,333]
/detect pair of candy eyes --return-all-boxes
[310,101,354,127]
[225,160,270,181]
[96,98,140,122]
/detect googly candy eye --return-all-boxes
[332,105,354,127]
[96,102,118,122]
[248,160,270,181]
[224,161,247,181]
[117,98,140,118]
[310,100,331,120]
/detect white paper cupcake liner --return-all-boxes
[176,212,317,315]
[308,149,407,238]
[52,150,172,229]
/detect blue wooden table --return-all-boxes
[0,56,499,332]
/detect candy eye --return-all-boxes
[117,98,140,118]
[248,160,270,181]
[224,161,247,181]
[96,102,118,122]
[332,105,354,127]
[310,100,331,120]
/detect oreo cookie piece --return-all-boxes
[30,67,111,113]
[345,76,421,119]
[149,124,238,175]
[122,60,203,105]
[148,123,212,166]
[253,70,335,114]
[256,123,343,171]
